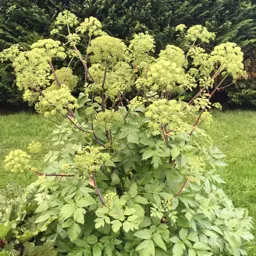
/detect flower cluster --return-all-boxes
[74,146,111,176]
[145,99,192,135]
[31,39,66,59]
[66,33,81,44]
[159,45,187,67]
[23,90,40,105]
[35,86,79,117]
[135,44,191,92]
[89,62,134,99]
[88,35,127,64]
[51,67,78,91]
[94,110,124,131]
[128,33,155,67]
[188,47,213,77]
[4,150,31,173]
[76,17,105,37]
[104,191,119,207]
[210,42,244,79]
[141,59,187,92]
[186,25,215,43]
[175,24,187,32]
[52,10,79,31]
[12,49,51,91]
[194,94,212,110]
[27,141,42,154]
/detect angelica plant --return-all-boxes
[0,11,253,256]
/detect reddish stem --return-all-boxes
[91,172,105,205]
[35,172,74,177]
[173,178,189,199]
[49,61,61,87]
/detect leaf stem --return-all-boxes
[91,172,105,205]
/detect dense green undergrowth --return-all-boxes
[0,111,255,252]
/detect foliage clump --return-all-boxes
[0,11,254,256]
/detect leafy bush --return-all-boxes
[228,88,256,108]
[0,11,254,256]
[228,52,256,108]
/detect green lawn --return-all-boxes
[0,112,54,188]
[206,110,256,252]
[0,110,255,251]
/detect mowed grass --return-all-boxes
[205,110,256,252]
[0,110,255,250]
[0,112,54,189]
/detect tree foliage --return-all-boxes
[73,0,256,50]
[0,11,254,256]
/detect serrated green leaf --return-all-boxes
[153,233,166,251]
[151,154,161,169]
[179,228,188,240]
[204,179,211,194]
[193,242,211,251]
[171,147,180,159]
[0,223,12,239]
[68,223,81,241]
[79,186,95,194]
[93,243,102,256]
[112,220,122,233]
[96,207,108,217]
[170,236,180,243]
[111,172,120,185]
[35,212,51,223]
[153,193,161,206]
[172,241,185,256]
[188,248,197,256]
[60,203,76,220]
[124,208,136,215]
[127,133,139,144]
[136,239,151,251]
[73,208,85,224]
[35,201,48,213]
[129,183,138,197]
[211,226,223,235]
[95,218,105,229]
[134,195,149,204]
[185,211,193,222]
[77,194,96,207]
[214,160,227,167]
[123,221,132,232]
[87,235,98,244]
[134,229,152,240]
[142,149,154,160]
[148,240,155,256]
[105,159,115,167]
[187,232,199,242]
[62,218,73,228]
